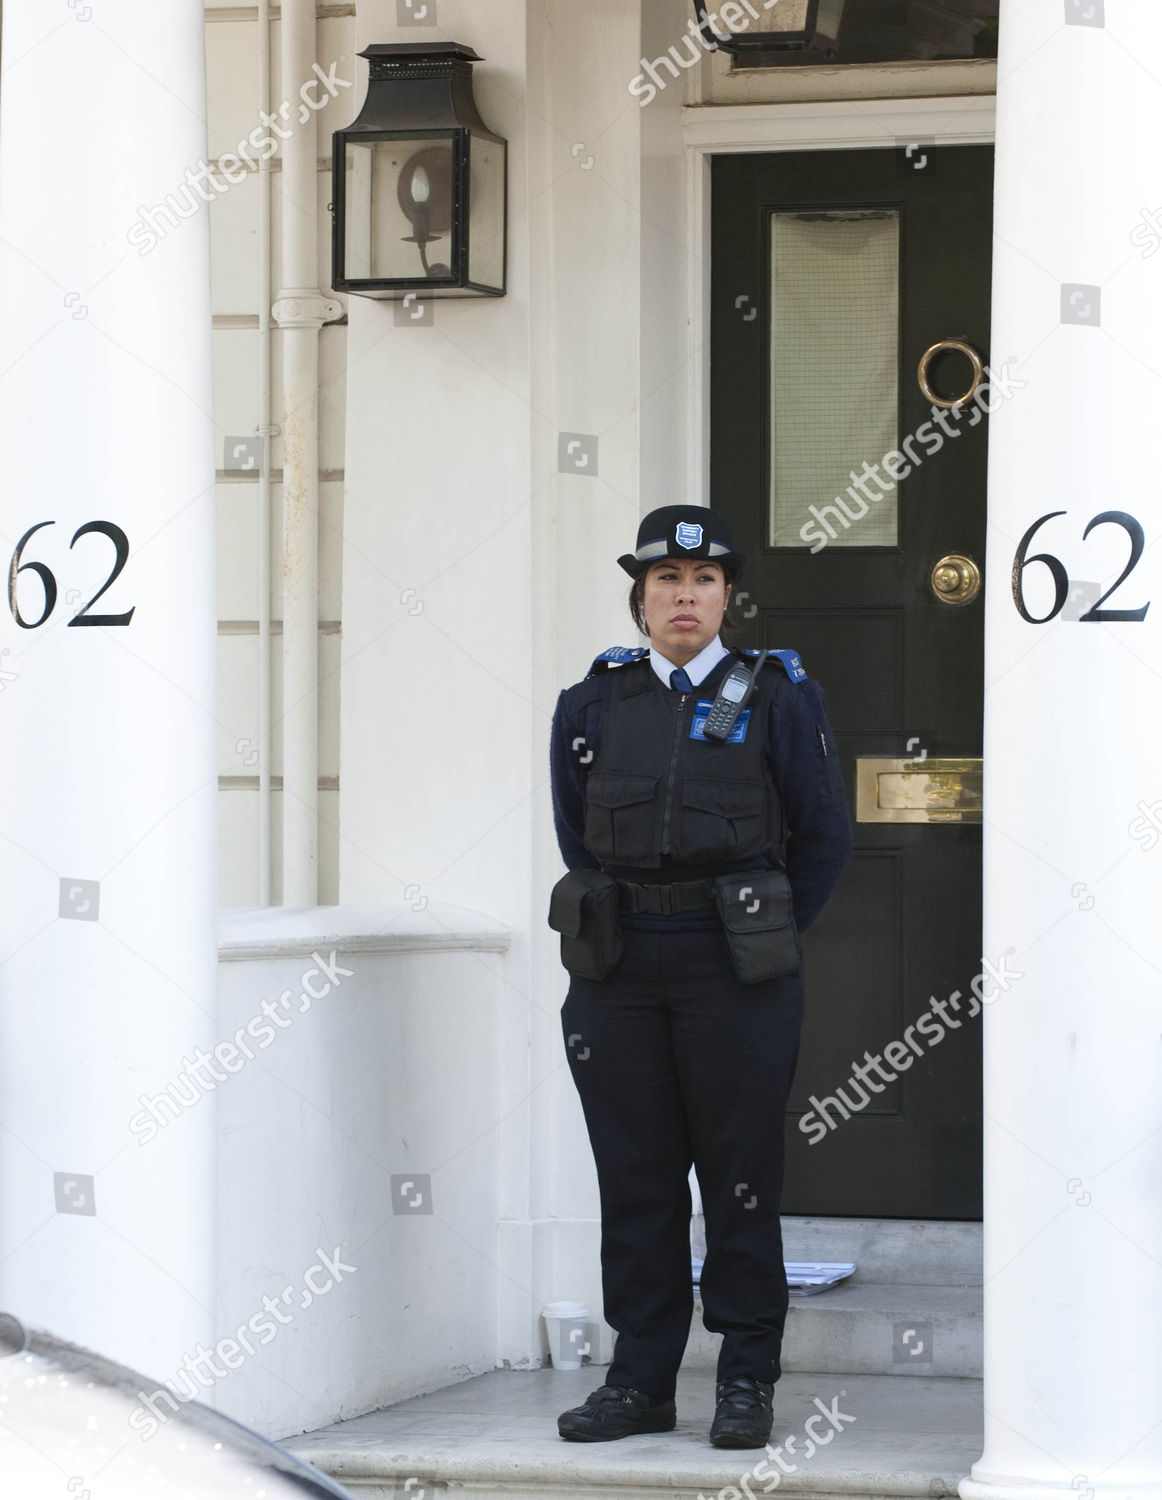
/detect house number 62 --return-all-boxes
[1011,510,1150,624]
[8,520,135,628]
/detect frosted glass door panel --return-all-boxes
[769,209,900,548]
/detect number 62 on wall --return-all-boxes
[7,519,135,629]
[1012,510,1150,624]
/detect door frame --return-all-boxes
[679,93,996,505]
[678,93,996,1221]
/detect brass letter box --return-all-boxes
[856,757,983,824]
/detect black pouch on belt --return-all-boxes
[710,867,802,983]
[547,869,625,981]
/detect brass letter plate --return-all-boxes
[856,757,983,823]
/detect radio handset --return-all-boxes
[702,650,768,743]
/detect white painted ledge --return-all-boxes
[217,904,512,961]
[682,92,996,150]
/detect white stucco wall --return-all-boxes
[213,907,508,1437]
[203,0,697,1435]
[334,0,696,1403]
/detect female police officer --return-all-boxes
[547,504,852,1449]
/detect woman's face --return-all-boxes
[642,558,731,663]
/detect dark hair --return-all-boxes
[628,563,746,643]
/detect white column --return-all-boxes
[965,6,1162,1500]
[0,3,218,1373]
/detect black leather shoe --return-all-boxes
[708,1376,775,1448]
[558,1383,677,1441]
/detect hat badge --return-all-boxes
[675,521,703,550]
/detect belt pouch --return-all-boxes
[547,869,624,980]
[710,868,802,983]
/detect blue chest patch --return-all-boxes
[689,700,751,743]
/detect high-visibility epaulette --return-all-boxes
[585,646,650,678]
[742,647,807,684]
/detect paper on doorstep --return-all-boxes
[691,1258,855,1297]
[785,1261,855,1296]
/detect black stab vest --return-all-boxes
[581,656,786,873]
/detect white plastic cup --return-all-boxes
[541,1301,591,1369]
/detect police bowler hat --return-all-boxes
[617,505,744,582]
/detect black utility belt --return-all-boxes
[617,878,715,916]
[547,867,801,984]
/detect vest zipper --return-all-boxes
[660,691,688,854]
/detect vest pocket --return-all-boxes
[679,776,766,859]
[583,772,658,863]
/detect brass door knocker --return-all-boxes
[917,338,985,408]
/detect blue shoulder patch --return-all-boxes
[743,647,807,684]
[586,646,649,677]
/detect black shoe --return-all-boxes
[557,1383,677,1441]
[708,1376,775,1448]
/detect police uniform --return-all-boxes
[548,506,853,1446]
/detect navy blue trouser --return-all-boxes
[560,917,803,1402]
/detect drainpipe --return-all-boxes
[273,0,340,907]
[257,0,274,905]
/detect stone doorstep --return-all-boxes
[283,1366,983,1500]
[685,1283,983,1379]
[778,1218,983,1288]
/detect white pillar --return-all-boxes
[965,6,1162,1500]
[0,3,218,1373]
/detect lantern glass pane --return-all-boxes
[768,207,900,548]
[467,132,505,291]
[343,136,456,282]
[729,0,997,67]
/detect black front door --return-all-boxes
[710,145,994,1218]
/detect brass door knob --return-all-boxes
[930,553,981,605]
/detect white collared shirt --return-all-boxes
[649,633,733,690]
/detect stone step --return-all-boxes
[780,1217,982,1286]
[284,1366,983,1500]
[686,1216,983,1378]
[685,1281,982,1378]
[691,1214,982,1286]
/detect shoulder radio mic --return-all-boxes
[702,650,769,743]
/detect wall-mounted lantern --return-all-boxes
[331,43,507,300]
[692,0,845,57]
